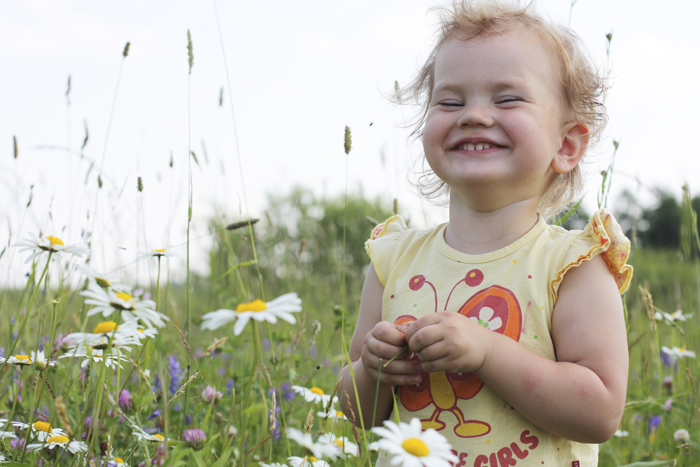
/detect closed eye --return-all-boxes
[496,96,522,104]
[438,101,463,108]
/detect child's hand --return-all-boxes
[361,321,423,386]
[404,311,493,374]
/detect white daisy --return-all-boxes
[370,418,458,467]
[14,421,67,442]
[131,424,168,443]
[655,309,692,323]
[81,283,168,328]
[316,407,349,422]
[0,354,34,366]
[27,434,88,453]
[13,233,89,264]
[60,338,132,369]
[291,386,336,406]
[661,346,696,360]
[287,457,329,467]
[469,307,502,331]
[286,428,337,461]
[259,463,288,467]
[30,350,56,370]
[138,245,179,260]
[107,457,129,467]
[201,293,302,336]
[317,432,358,458]
[0,420,17,439]
[76,263,130,293]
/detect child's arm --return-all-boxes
[337,264,423,428]
[404,254,628,443]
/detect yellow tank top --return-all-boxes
[366,209,632,467]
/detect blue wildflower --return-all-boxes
[648,415,661,434]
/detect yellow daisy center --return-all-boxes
[336,411,344,417]
[94,321,118,334]
[402,437,429,457]
[152,434,164,441]
[46,236,64,246]
[33,421,52,433]
[333,439,344,448]
[235,299,267,313]
[114,458,124,463]
[304,457,318,462]
[47,435,69,443]
[155,249,166,253]
[309,387,324,396]
[115,292,133,301]
[14,354,31,363]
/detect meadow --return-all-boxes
[1,177,699,466]
[2,10,699,467]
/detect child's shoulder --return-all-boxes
[548,209,633,298]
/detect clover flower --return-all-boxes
[183,428,207,450]
[13,233,89,263]
[201,293,302,336]
[291,385,336,406]
[202,385,222,404]
[369,418,458,467]
[674,428,690,443]
[118,389,134,412]
[81,283,168,328]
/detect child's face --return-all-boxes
[423,27,570,207]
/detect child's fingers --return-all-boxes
[371,321,407,347]
[404,313,443,342]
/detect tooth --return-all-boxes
[483,144,491,149]
[476,144,483,150]
[467,144,475,151]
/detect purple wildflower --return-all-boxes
[183,428,207,450]
[118,389,134,412]
[309,345,318,358]
[226,378,234,395]
[263,338,271,351]
[202,385,222,404]
[648,415,662,434]
[11,437,27,451]
[664,398,673,411]
[281,382,295,401]
[147,409,161,420]
[168,356,184,395]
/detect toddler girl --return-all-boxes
[338,1,633,466]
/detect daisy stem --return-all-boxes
[47,299,59,367]
[372,358,383,429]
[19,367,49,463]
[7,369,24,459]
[0,252,52,377]
[383,345,409,368]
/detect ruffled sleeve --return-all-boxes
[364,215,407,286]
[551,209,633,300]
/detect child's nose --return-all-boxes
[456,102,494,128]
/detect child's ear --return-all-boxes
[552,122,589,174]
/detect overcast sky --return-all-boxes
[2,0,699,284]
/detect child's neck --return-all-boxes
[445,195,540,255]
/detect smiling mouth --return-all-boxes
[455,143,500,151]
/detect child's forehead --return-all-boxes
[435,26,563,84]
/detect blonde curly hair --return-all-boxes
[401,0,608,218]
